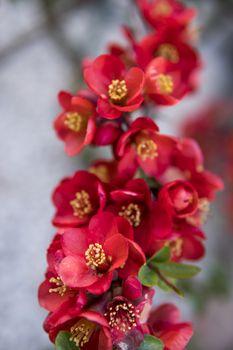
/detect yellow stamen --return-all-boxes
[119,203,141,227]
[64,112,87,132]
[187,198,210,226]
[165,238,183,257]
[108,79,128,104]
[104,301,140,332]
[156,43,179,63]
[70,190,92,218]
[156,74,174,95]
[70,319,95,348]
[49,276,67,296]
[85,243,111,271]
[137,139,158,160]
[89,165,110,183]
[154,1,172,16]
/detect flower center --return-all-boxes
[70,190,92,218]
[136,139,158,160]
[187,198,210,226]
[70,319,96,348]
[119,203,141,227]
[108,79,128,104]
[49,276,67,296]
[85,243,111,272]
[156,74,174,95]
[165,238,183,257]
[105,300,140,332]
[170,186,194,212]
[64,112,87,132]
[89,165,110,183]
[156,44,179,63]
[154,1,172,16]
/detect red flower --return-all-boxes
[173,137,204,173]
[109,178,172,253]
[189,170,224,201]
[117,116,177,177]
[45,308,112,350]
[104,288,154,347]
[54,91,96,156]
[38,234,69,312]
[137,28,200,92]
[104,297,144,346]
[108,26,139,68]
[145,57,190,105]
[52,170,106,228]
[148,303,193,350]
[58,212,144,294]
[171,138,224,200]
[149,220,205,261]
[158,180,199,218]
[137,0,196,29]
[84,54,145,119]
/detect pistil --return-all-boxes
[64,112,87,132]
[70,319,96,348]
[136,139,158,160]
[156,74,174,95]
[119,203,141,227]
[49,276,67,296]
[70,190,92,218]
[108,79,128,104]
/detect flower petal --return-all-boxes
[59,256,98,288]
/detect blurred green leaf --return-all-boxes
[137,335,164,350]
[55,331,78,350]
[157,277,184,297]
[156,262,201,279]
[138,264,158,287]
[148,246,171,264]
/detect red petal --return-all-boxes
[86,272,113,294]
[98,328,112,350]
[131,116,159,131]
[117,147,138,181]
[160,323,193,350]
[116,216,134,240]
[84,54,125,97]
[59,256,98,288]
[149,304,180,326]
[38,279,70,312]
[123,276,142,300]
[88,212,119,244]
[119,240,146,279]
[58,90,72,109]
[62,227,88,257]
[125,67,145,102]
[97,98,121,119]
[104,234,129,271]
[182,236,205,260]
[112,95,144,112]
[79,310,110,328]
[94,122,121,145]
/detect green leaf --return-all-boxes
[55,331,78,350]
[148,246,171,264]
[157,278,184,297]
[138,264,158,287]
[157,262,201,279]
[138,335,164,350]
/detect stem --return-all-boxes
[148,263,182,295]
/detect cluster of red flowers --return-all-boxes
[38,1,223,349]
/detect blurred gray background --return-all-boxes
[0,0,233,349]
